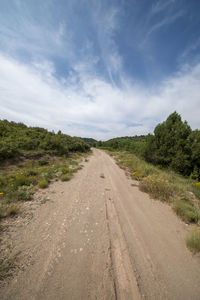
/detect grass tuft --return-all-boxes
[60,173,72,181]
[139,175,173,201]
[16,186,33,201]
[173,198,199,223]
[0,257,16,280]
[0,204,20,218]
[186,228,200,253]
[38,180,48,189]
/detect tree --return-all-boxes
[145,112,192,175]
[189,130,200,180]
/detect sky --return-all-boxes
[0,0,200,140]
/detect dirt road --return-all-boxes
[1,149,200,299]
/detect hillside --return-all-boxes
[81,137,97,147]
[0,120,90,161]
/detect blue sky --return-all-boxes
[0,0,200,139]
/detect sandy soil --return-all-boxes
[0,149,200,299]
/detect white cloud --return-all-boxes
[0,53,200,140]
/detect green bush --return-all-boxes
[14,175,31,187]
[41,171,52,182]
[38,180,48,189]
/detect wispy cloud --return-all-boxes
[1,52,200,140]
[91,4,123,85]
[179,37,200,63]
[146,10,185,38]
[151,0,175,15]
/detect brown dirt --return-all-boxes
[0,149,200,299]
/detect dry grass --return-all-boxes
[60,173,73,181]
[140,175,173,202]
[173,198,199,224]
[186,228,200,253]
[0,257,16,280]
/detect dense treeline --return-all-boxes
[81,137,97,147]
[99,135,145,157]
[100,112,200,180]
[0,120,90,161]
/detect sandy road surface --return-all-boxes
[1,149,200,299]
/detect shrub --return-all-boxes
[27,176,37,185]
[61,167,69,174]
[14,175,27,187]
[60,174,72,181]
[69,160,78,166]
[0,176,6,186]
[38,180,48,189]
[14,174,34,187]
[193,188,200,200]
[41,170,52,182]
[139,175,173,201]
[195,182,200,189]
[131,171,145,181]
[16,186,33,201]
[7,204,20,216]
[25,169,38,176]
[173,198,199,223]
[71,166,82,173]
[186,228,200,253]
[0,204,19,218]
[38,159,49,166]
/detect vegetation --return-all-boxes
[101,113,200,254]
[38,180,49,189]
[0,257,16,280]
[60,173,73,181]
[144,112,200,179]
[81,137,97,147]
[100,112,200,181]
[108,150,200,252]
[0,120,90,161]
[100,135,146,157]
[186,228,200,253]
[0,120,90,220]
[0,152,89,220]
[110,150,200,219]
